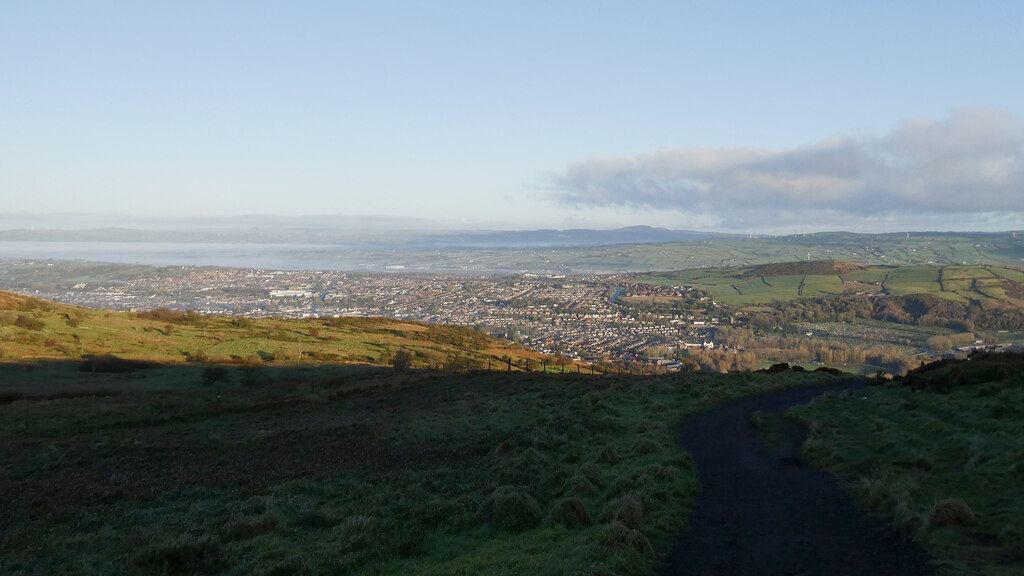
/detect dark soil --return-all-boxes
[660,382,934,576]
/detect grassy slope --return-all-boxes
[0,361,852,576]
[0,290,552,371]
[792,353,1024,576]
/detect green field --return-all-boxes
[640,262,1024,308]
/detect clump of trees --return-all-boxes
[925,332,977,352]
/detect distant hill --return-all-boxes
[0,290,556,370]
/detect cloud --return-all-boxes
[551,109,1024,230]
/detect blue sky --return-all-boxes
[2,1,1023,232]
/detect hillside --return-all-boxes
[0,352,853,575]
[794,353,1024,575]
[0,290,555,371]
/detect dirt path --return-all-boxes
[659,382,933,576]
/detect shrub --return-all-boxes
[231,317,254,329]
[476,486,542,531]
[137,308,185,322]
[929,498,976,527]
[14,314,45,331]
[392,349,413,372]
[550,498,591,527]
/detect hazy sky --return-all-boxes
[3,1,1023,233]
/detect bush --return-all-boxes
[392,349,413,372]
[14,314,45,331]
[231,317,254,329]
[476,486,542,531]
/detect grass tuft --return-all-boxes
[929,498,976,527]
[598,444,621,465]
[550,497,592,527]
[600,494,644,528]
[599,521,654,555]
[476,486,543,532]
[134,534,224,575]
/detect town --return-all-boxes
[4,265,731,369]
